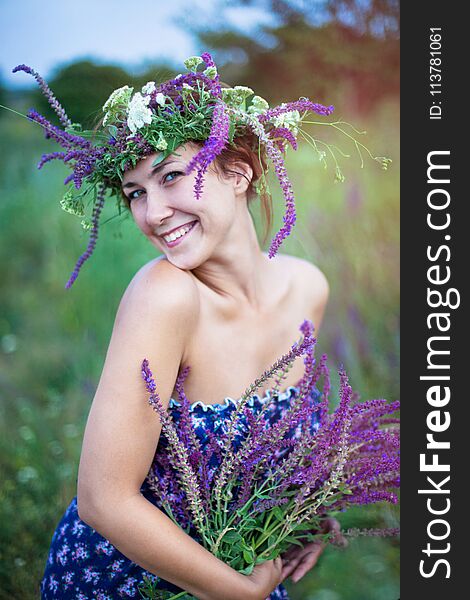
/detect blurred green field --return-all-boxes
[0,100,399,599]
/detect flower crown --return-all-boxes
[12,52,390,289]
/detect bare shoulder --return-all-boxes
[277,253,329,333]
[120,257,200,324]
[278,253,329,302]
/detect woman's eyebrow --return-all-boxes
[122,159,179,189]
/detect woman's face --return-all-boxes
[122,143,243,270]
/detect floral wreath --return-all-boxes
[11,52,391,289]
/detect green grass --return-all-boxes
[0,100,399,599]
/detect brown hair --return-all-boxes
[210,133,273,246]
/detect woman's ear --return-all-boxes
[227,161,253,195]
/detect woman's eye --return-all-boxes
[127,189,144,201]
[125,170,182,200]
[162,171,183,184]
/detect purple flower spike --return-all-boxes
[155,72,221,103]
[242,113,297,258]
[201,52,221,96]
[65,183,106,289]
[201,52,216,69]
[259,99,335,123]
[269,127,298,151]
[27,109,90,150]
[12,64,72,129]
[185,101,230,199]
[37,151,68,169]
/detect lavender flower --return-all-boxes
[140,359,211,542]
[139,318,400,592]
[155,72,221,104]
[241,112,296,258]
[12,64,72,128]
[26,110,90,149]
[344,527,400,538]
[259,99,335,123]
[269,126,298,151]
[185,101,230,199]
[65,183,106,289]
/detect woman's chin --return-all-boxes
[164,252,204,271]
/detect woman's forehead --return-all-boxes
[121,144,197,185]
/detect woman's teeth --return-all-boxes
[163,221,196,243]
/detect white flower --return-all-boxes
[141,81,156,95]
[247,95,270,115]
[60,191,84,217]
[222,86,254,107]
[127,92,153,134]
[155,92,166,107]
[203,66,217,79]
[233,86,254,98]
[184,56,204,72]
[102,85,134,113]
[272,110,301,134]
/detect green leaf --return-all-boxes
[243,549,253,563]
[272,506,284,520]
[151,153,165,167]
[253,527,266,534]
[66,128,108,142]
[228,120,236,142]
[221,530,242,543]
[303,532,321,542]
[239,563,255,576]
[283,536,304,547]
[268,535,277,547]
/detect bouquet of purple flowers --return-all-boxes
[139,320,399,599]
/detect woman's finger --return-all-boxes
[289,543,325,582]
[281,557,300,580]
[321,517,348,547]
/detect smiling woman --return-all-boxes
[119,131,273,248]
[7,52,397,600]
[121,143,258,271]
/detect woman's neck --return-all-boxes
[190,208,272,311]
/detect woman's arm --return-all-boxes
[83,493,253,599]
[76,261,252,600]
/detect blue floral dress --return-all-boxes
[41,385,321,599]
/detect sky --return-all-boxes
[0,0,275,88]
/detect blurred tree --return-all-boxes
[270,0,399,39]
[194,0,399,114]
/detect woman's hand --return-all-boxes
[243,557,284,600]
[280,518,347,583]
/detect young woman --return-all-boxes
[13,55,345,599]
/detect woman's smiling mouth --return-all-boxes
[160,220,198,247]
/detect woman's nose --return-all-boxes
[145,191,175,228]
